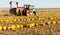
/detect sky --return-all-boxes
[0,0,60,8]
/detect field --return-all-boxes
[0,11,60,35]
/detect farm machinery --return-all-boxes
[9,1,36,16]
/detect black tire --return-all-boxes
[33,11,36,15]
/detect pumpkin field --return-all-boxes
[0,12,60,35]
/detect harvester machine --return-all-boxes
[9,1,36,16]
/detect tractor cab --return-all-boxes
[24,4,30,9]
[24,4,34,10]
[24,4,36,15]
